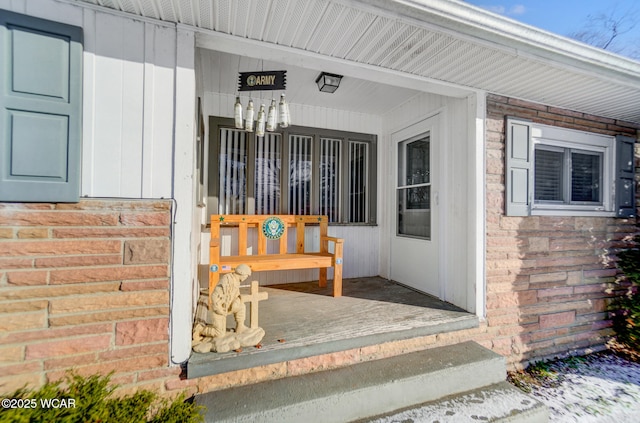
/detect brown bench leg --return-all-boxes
[333,265,342,297]
[208,269,219,308]
[333,241,343,297]
[319,268,327,288]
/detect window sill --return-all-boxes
[531,208,616,218]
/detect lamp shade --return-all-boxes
[315,72,342,93]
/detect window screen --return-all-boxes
[219,129,247,214]
[348,141,369,223]
[320,138,341,222]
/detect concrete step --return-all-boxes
[195,341,547,423]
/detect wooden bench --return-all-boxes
[209,215,344,302]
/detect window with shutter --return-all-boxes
[0,11,82,202]
[505,118,633,217]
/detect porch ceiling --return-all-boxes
[197,49,422,115]
[75,0,640,124]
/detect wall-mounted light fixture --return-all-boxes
[315,72,343,93]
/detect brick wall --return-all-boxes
[484,95,640,366]
[0,200,175,395]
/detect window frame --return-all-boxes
[208,117,377,225]
[531,123,614,216]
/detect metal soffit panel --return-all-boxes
[77,0,640,124]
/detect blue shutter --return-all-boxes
[615,135,636,218]
[0,11,82,202]
[505,117,533,216]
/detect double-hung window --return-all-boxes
[533,134,610,212]
[505,118,635,217]
[208,118,377,224]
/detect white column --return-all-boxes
[468,91,487,318]
[170,25,197,364]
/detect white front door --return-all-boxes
[390,116,441,298]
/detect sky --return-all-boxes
[462,0,640,58]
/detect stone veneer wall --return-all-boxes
[0,200,175,395]
[484,94,640,365]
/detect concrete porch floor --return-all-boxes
[187,277,479,379]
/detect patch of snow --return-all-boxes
[367,353,640,422]
[367,383,543,422]
[526,354,640,422]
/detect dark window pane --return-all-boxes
[535,149,563,201]
[255,133,281,214]
[320,138,341,222]
[219,129,247,214]
[349,141,368,223]
[289,135,313,215]
[404,139,430,185]
[397,187,430,239]
[571,152,601,203]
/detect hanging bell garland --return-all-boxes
[256,104,266,137]
[244,100,255,132]
[266,99,277,132]
[278,94,290,128]
[234,97,243,129]
[234,94,290,132]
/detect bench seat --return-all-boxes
[219,253,334,272]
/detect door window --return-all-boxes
[397,136,431,239]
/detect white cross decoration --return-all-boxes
[240,280,269,329]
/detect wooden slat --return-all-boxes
[209,216,222,306]
[319,218,328,239]
[279,228,288,254]
[296,220,305,253]
[220,254,332,271]
[238,222,248,255]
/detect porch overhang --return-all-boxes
[70,0,640,124]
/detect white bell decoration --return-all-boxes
[266,99,277,132]
[245,100,255,132]
[278,93,290,128]
[234,97,243,129]
[256,104,266,137]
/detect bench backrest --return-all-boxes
[210,215,328,256]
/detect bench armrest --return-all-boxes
[321,236,344,260]
[321,236,343,244]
